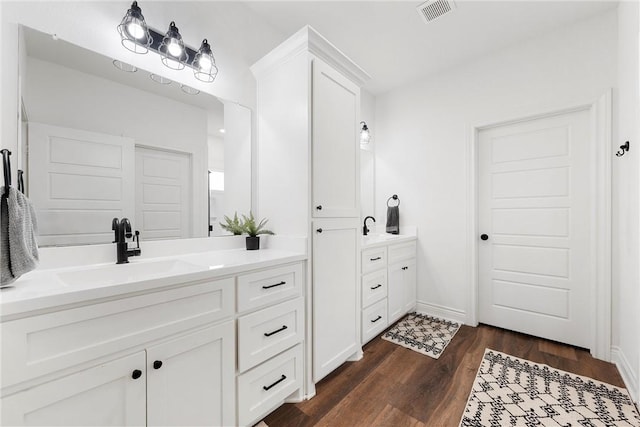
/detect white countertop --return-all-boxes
[0,248,306,321]
[361,227,417,249]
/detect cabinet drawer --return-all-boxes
[237,344,303,427]
[1,278,234,390]
[237,263,303,313]
[362,299,388,344]
[362,247,387,274]
[361,270,387,308]
[388,241,416,264]
[237,297,304,372]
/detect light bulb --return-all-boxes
[127,21,145,39]
[167,40,183,57]
[198,55,213,71]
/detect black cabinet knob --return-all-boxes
[316,205,322,210]
[480,234,489,241]
[131,369,142,380]
[153,360,163,370]
[316,228,323,233]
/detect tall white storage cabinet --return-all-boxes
[252,26,370,386]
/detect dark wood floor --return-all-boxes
[262,323,625,427]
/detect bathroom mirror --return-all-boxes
[18,26,251,246]
[360,149,375,220]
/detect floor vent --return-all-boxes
[416,0,456,23]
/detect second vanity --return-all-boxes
[0,244,307,427]
[360,229,417,344]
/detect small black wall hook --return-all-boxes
[616,141,630,157]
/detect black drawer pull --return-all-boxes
[402,266,409,270]
[370,284,382,290]
[131,369,142,380]
[370,257,382,261]
[262,281,286,289]
[264,325,288,337]
[153,360,163,370]
[263,374,287,391]
[371,315,382,323]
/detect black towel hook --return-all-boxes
[387,194,400,207]
[616,141,630,157]
[1,149,11,197]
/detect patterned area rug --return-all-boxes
[382,312,461,359]
[460,349,640,427]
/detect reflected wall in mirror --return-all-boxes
[19,26,251,246]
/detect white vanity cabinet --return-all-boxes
[360,239,417,344]
[1,277,236,427]
[252,26,370,387]
[236,262,305,427]
[361,247,389,344]
[388,242,417,324]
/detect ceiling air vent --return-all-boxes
[416,0,456,23]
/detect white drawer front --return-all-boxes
[237,263,303,313]
[362,299,388,344]
[388,241,416,264]
[362,247,387,274]
[237,297,304,372]
[361,270,387,308]
[1,278,234,390]
[237,344,303,427]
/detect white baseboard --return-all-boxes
[611,346,639,404]
[415,301,466,324]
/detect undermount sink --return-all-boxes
[363,233,401,242]
[57,259,206,288]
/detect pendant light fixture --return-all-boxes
[117,1,152,54]
[193,39,218,83]
[159,21,188,70]
[115,2,218,84]
[360,121,371,144]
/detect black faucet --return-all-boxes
[363,216,376,236]
[112,217,141,264]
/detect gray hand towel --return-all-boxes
[386,205,399,235]
[1,186,39,286]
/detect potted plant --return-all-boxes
[241,211,274,250]
[219,212,244,235]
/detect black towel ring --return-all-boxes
[1,149,11,197]
[387,194,400,207]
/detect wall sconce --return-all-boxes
[117,1,218,83]
[360,121,371,144]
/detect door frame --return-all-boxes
[466,90,612,361]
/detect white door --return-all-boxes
[387,262,405,324]
[478,109,591,348]
[146,322,235,427]
[312,60,360,218]
[28,122,135,246]
[312,217,360,382]
[135,147,191,240]
[1,352,146,426]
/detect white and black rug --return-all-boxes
[382,312,461,359]
[460,349,640,427]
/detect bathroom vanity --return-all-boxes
[0,247,306,427]
[360,230,417,344]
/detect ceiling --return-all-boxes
[243,1,618,94]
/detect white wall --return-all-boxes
[374,12,617,323]
[360,89,376,219]
[612,1,640,403]
[25,56,209,236]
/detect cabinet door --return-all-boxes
[388,262,405,324]
[146,322,235,427]
[312,59,360,218]
[403,258,417,312]
[1,352,146,426]
[312,218,360,382]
